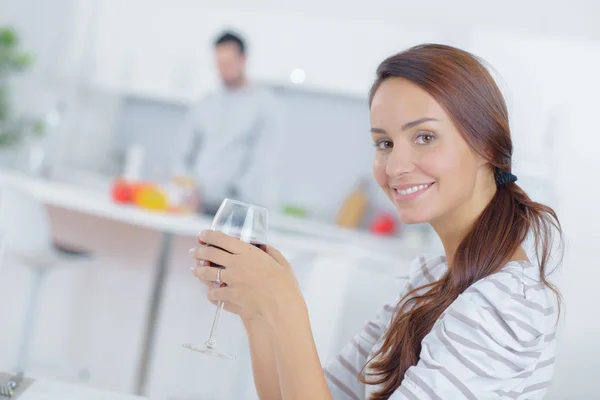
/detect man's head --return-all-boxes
[214,31,247,88]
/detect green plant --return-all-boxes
[0,26,43,148]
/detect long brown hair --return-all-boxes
[362,44,563,400]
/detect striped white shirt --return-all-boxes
[324,255,558,399]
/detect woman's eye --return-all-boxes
[374,140,393,150]
[415,133,436,145]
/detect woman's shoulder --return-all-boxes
[451,260,559,345]
[467,260,558,313]
[408,261,559,399]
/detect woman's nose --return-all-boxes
[385,145,416,178]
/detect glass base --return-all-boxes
[182,343,236,360]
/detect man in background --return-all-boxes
[180,31,282,214]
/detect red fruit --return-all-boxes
[370,214,397,235]
[111,180,134,203]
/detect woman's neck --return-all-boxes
[431,181,496,266]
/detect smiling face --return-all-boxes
[370,77,490,225]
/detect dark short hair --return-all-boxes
[214,31,246,54]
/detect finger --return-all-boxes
[198,278,213,288]
[197,259,210,267]
[199,229,250,254]
[190,266,215,287]
[207,286,238,303]
[194,266,218,281]
[193,266,234,288]
[191,269,226,290]
[266,245,289,266]
[193,266,234,285]
[188,248,210,267]
[208,298,239,315]
[193,245,236,268]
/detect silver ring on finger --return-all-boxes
[216,268,222,285]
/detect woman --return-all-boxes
[191,44,562,399]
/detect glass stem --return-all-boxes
[205,301,225,349]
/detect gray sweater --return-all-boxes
[179,84,283,209]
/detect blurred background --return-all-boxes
[0,0,598,399]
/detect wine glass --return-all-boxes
[183,198,268,359]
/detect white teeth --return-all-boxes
[397,183,430,196]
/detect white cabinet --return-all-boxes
[88,0,217,101]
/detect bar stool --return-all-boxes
[0,185,91,380]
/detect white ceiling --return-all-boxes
[187,0,600,41]
[2,0,598,41]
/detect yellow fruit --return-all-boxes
[134,186,169,211]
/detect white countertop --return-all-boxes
[19,379,147,400]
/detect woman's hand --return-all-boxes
[190,229,302,321]
[191,256,252,319]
